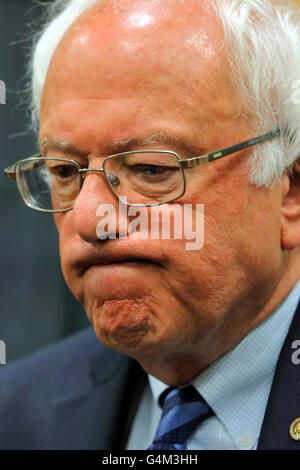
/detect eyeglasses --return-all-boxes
[5,129,280,213]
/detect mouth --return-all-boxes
[85,258,155,271]
[72,244,166,277]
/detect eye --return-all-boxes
[48,164,78,179]
[128,164,179,182]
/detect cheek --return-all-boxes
[159,234,233,307]
[158,186,282,316]
[56,213,83,295]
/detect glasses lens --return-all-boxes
[15,158,81,212]
[103,152,184,205]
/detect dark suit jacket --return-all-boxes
[0,301,299,450]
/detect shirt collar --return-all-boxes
[148,279,300,449]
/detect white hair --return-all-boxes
[30,0,300,186]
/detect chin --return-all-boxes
[91,297,157,355]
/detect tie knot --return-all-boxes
[148,385,213,450]
[159,385,204,415]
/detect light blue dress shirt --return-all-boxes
[126,279,300,450]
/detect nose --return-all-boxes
[71,169,120,243]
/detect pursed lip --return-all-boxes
[85,258,155,272]
[69,242,167,276]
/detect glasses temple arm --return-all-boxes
[180,129,281,169]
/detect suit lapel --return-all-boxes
[52,342,147,450]
[257,299,300,450]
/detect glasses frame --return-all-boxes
[4,129,280,213]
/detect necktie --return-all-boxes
[148,385,213,450]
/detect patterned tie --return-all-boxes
[148,385,213,450]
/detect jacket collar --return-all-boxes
[258,298,300,450]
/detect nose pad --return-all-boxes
[108,172,120,186]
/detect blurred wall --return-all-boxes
[0,0,89,363]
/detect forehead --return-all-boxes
[40,0,244,150]
[41,1,230,101]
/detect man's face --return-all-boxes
[39,0,286,382]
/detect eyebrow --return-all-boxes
[38,132,206,158]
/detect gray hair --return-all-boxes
[30,0,300,186]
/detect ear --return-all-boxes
[281,159,300,250]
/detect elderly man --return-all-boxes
[1,0,300,450]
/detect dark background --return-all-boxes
[0,0,89,362]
